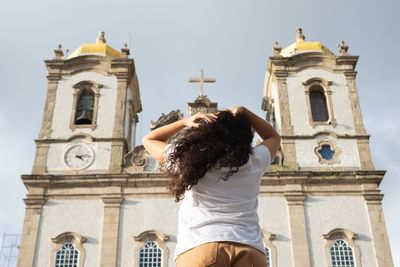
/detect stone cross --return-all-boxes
[188,70,216,97]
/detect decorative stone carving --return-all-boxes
[54,44,64,60]
[121,43,130,58]
[150,110,184,131]
[187,96,218,116]
[338,40,349,56]
[124,145,148,173]
[273,41,282,56]
[295,28,305,42]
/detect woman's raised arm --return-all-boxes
[142,113,217,161]
[226,106,281,160]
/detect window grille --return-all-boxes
[310,89,329,122]
[330,239,356,267]
[265,246,271,267]
[54,242,79,267]
[139,241,163,267]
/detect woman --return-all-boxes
[142,106,280,267]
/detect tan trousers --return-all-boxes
[175,241,267,267]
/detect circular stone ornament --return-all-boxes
[64,144,94,170]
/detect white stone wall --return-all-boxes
[46,141,111,172]
[270,82,281,133]
[286,69,355,136]
[34,200,104,267]
[118,198,180,267]
[295,136,361,169]
[258,197,293,267]
[124,88,132,145]
[51,72,117,139]
[304,196,377,267]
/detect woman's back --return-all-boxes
[174,145,271,259]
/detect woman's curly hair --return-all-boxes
[163,110,254,202]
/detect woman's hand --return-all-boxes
[184,113,218,128]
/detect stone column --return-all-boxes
[275,71,298,170]
[100,193,123,267]
[285,189,311,267]
[17,196,45,267]
[363,189,394,267]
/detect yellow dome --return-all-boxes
[67,31,121,59]
[280,28,333,57]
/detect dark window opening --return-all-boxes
[75,89,94,125]
[310,88,329,122]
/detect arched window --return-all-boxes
[139,241,163,267]
[329,239,356,267]
[75,88,94,125]
[54,242,80,267]
[323,228,361,267]
[133,230,169,267]
[309,87,329,122]
[51,232,86,267]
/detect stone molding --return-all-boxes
[133,230,169,267]
[51,232,87,267]
[21,170,386,198]
[322,228,361,267]
[280,132,370,140]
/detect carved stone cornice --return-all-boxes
[284,192,307,205]
[23,196,46,209]
[343,70,358,79]
[34,137,128,146]
[20,170,386,199]
[363,190,384,204]
[101,195,123,207]
[280,133,370,140]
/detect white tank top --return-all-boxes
[171,145,271,259]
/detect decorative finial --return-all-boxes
[296,28,305,42]
[273,41,282,56]
[338,41,349,56]
[96,31,106,44]
[121,43,130,58]
[54,44,64,59]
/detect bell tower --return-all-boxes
[262,28,373,171]
[32,32,141,175]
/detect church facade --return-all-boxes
[17,30,393,267]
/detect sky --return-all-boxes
[0,0,399,264]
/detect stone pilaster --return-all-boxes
[31,142,49,174]
[100,193,123,267]
[275,71,298,170]
[363,190,394,267]
[109,69,129,173]
[32,71,61,174]
[344,71,374,170]
[285,189,311,267]
[17,195,45,267]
